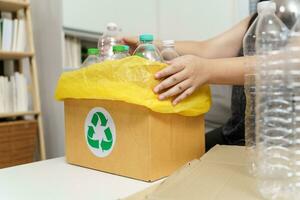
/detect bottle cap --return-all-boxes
[162,40,175,47]
[87,48,100,55]
[139,34,154,42]
[257,1,276,13]
[113,45,128,53]
[106,22,118,31]
[123,45,129,52]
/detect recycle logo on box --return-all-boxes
[84,107,116,157]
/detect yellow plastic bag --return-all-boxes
[55,56,211,116]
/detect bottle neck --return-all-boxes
[258,10,275,16]
[106,30,118,37]
[141,40,153,44]
[163,45,175,49]
[114,51,127,54]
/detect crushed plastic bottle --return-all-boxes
[255,2,291,200]
[160,40,179,62]
[81,48,101,67]
[111,45,130,60]
[98,22,121,60]
[133,34,162,62]
[286,17,300,200]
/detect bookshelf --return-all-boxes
[0,0,46,163]
[0,111,39,118]
[0,51,33,59]
[0,0,29,12]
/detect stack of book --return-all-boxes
[0,71,28,113]
[0,10,27,52]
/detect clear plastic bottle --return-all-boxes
[98,22,121,60]
[255,2,291,200]
[243,16,258,176]
[287,17,300,200]
[160,40,179,62]
[133,34,162,62]
[111,45,130,60]
[81,48,101,67]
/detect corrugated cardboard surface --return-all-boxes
[65,99,205,181]
[124,145,262,200]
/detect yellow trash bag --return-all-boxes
[55,56,211,116]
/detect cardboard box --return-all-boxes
[64,99,205,182]
[124,145,262,200]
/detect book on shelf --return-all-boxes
[0,67,29,114]
[0,10,27,52]
[0,18,2,49]
[12,18,18,51]
[1,12,13,51]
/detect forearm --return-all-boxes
[156,17,250,59]
[174,40,218,58]
[156,40,226,59]
[206,57,249,85]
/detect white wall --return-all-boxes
[63,0,159,36]
[31,0,65,158]
[63,0,249,40]
[158,0,235,40]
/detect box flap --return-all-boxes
[124,145,261,200]
[200,145,247,166]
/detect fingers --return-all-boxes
[154,70,188,93]
[158,79,192,100]
[122,37,139,46]
[172,87,195,105]
[155,63,184,79]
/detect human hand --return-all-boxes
[121,36,139,54]
[153,55,211,105]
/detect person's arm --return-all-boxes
[174,17,250,58]
[123,17,252,105]
[207,57,247,85]
[153,55,250,105]
[123,17,251,59]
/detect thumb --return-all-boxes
[122,36,139,45]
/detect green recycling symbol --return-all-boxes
[85,107,116,157]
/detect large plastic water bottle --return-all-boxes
[133,34,162,62]
[255,2,291,199]
[160,40,179,62]
[81,48,101,67]
[98,22,121,60]
[243,14,258,176]
[287,17,300,199]
[111,45,130,60]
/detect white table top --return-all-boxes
[0,157,161,200]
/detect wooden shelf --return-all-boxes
[0,0,46,160]
[0,111,39,118]
[0,51,33,60]
[0,0,29,12]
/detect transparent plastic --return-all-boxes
[98,22,121,61]
[55,56,211,116]
[81,48,101,67]
[243,17,258,176]
[286,17,300,200]
[160,40,179,62]
[255,2,291,199]
[111,45,130,60]
[133,34,162,62]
